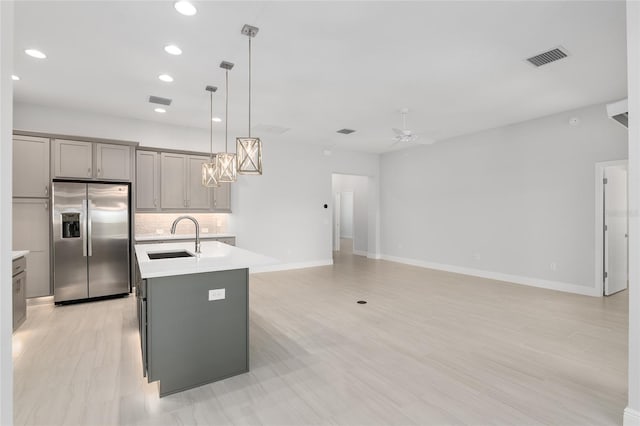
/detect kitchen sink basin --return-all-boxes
[147,250,194,260]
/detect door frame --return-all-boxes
[595,160,628,296]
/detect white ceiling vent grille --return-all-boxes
[526,47,568,67]
[148,95,172,106]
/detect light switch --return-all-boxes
[208,288,225,301]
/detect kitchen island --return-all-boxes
[134,241,274,397]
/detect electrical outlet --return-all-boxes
[208,289,225,301]
[550,262,557,271]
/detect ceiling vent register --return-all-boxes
[148,95,172,106]
[526,47,568,67]
[337,128,356,134]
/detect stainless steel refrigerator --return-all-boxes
[52,181,130,303]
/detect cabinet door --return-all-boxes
[13,199,51,298]
[186,156,211,209]
[53,139,93,178]
[13,136,50,197]
[213,182,231,212]
[160,153,187,209]
[136,151,159,210]
[96,144,131,180]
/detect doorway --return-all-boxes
[596,160,628,296]
[331,174,369,258]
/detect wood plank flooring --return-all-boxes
[13,251,628,425]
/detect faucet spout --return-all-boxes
[170,216,201,253]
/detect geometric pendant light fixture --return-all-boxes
[236,24,263,175]
[201,85,219,188]
[215,61,238,183]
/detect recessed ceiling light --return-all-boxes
[158,74,174,83]
[164,44,182,55]
[174,1,197,16]
[25,49,46,59]
[154,108,167,113]
[11,75,20,81]
[212,117,222,122]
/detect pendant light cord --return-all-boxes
[248,36,252,138]
[209,90,213,161]
[225,69,229,153]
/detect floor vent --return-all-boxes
[526,47,568,67]
[337,128,356,135]
[149,95,172,106]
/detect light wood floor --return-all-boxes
[13,251,628,425]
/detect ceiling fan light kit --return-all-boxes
[236,24,263,175]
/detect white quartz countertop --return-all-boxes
[135,233,235,242]
[12,250,29,260]
[135,241,276,279]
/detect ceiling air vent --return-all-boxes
[148,95,172,106]
[526,47,568,67]
[337,128,356,135]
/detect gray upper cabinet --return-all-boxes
[96,143,131,180]
[213,182,231,212]
[141,150,230,212]
[53,139,132,181]
[53,139,93,179]
[160,153,188,209]
[186,156,211,210]
[13,136,50,198]
[136,151,159,210]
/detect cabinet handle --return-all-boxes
[153,198,157,207]
[88,168,91,177]
[44,202,48,210]
[44,185,48,196]
[98,168,101,177]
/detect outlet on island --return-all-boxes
[208,288,226,301]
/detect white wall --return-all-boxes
[0,2,14,424]
[14,102,381,269]
[339,192,354,238]
[332,174,369,254]
[626,1,640,424]
[380,102,628,295]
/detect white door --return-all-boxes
[333,193,341,251]
[604,166,628,295]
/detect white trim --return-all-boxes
[367,253,382,260]
[353,249,368,257]
[251,259,333,273]
[381,254,600,297]
[625,407,640,426]
[595,160,628,297]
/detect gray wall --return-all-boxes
[380,102,628,293]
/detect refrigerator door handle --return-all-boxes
[82,200,88,257]
[87,200,93,257]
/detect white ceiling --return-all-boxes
[13,1,627,153]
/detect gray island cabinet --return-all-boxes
[135,241,274,397]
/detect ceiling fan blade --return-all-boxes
[392,128,404,136]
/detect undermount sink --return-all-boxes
[147,250,194,260]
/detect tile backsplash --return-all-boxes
[135,213,229,235]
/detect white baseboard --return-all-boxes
[367,253,382,260]
[624,408,640,426]
[251,259,333,273]
[353,249,368,257]
[380,254,600,297]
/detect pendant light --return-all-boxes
[201,85,219,187]
[236,24,262,175]
[215,61,237,183]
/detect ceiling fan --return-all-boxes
[392,108,435,145]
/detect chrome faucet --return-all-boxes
[170,216,201,254]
